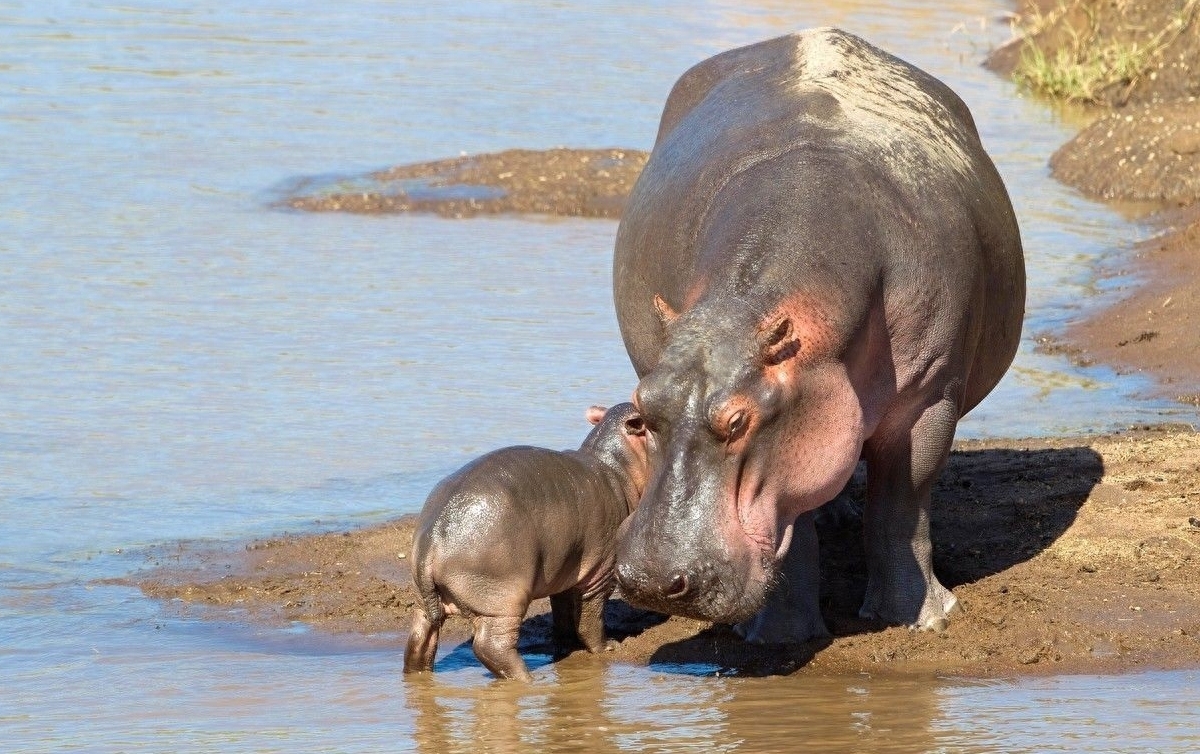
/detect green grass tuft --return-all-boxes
[1013,39,1152,103]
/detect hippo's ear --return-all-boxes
[586,405,608,425]
[622,414,647,437]
[759,317,801,366]
[653,294,679,326]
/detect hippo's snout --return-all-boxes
[615,562,697,604]
[614,551,756,621]
[615,507,779,623]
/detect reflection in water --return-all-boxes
[939,671,1200,753]
[405,661,961,753]
[406,662,1200,753]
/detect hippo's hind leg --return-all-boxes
[404,569,445,674]
[859,395,960,631]
[472,614,532,682]
[404,605,443,674]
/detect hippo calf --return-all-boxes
[403,403,653,682]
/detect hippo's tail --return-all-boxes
[412,566,446,625]
[409,536,446,625]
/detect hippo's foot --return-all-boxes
[734,597,829,644]
[734,512,829,644]
[471,615,533,682]
[858,569,959,632]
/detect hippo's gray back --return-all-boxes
[652,28,980,184]
[614,28,1022,398]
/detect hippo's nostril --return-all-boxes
[665,573,690,600]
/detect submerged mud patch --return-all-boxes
[282,147,649,219]
[136,428,1200,679]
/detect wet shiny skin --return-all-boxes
[613,30,1024,637]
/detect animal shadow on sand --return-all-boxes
[646,444,1105,676]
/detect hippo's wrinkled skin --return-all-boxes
[404,403,653,682]
[612,28,1024,641]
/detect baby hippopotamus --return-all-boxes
[403,402,653,682]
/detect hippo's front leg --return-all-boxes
[859,397,960,631]
[734,511,829,644]
[577,587,617,653]
[552,588,616,653]
[550,591,582,649]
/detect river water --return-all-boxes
[3,1,1199,751]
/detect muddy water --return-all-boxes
[3,0,1200,751]
[408,660,1200,753]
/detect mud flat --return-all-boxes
[283,147,647,219]
[990,0,1200,402]
[135,427,1200,678]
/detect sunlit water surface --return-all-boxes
[3,1,1198,751]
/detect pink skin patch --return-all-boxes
[721,297,869,571]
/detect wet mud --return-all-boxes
[993,0,1200,401]
[283,147,648,219]
[136,428,1200,679]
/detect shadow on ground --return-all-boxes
[643,445,1104,676]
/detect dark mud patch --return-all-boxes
[282,147,648,219]
[135,429,1200,679]
[1050,101,1200,205]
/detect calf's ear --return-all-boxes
[586,405,608,425]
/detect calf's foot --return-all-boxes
[472,615,532,682]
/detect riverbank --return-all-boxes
[989,0,1200,402]
[170,8,1200,681]
[133,427,1200,678]
[284,3,1200,405]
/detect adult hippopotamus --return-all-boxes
[612,28,1024,641]
[404,403,653,681]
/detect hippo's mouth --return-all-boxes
[734,455,794,565]
[773,521,795,561]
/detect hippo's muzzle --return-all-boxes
[614,498,781,623]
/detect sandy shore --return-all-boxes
[133,427,1200,678]
[141,4,1200,679]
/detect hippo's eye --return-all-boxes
[726,410,748,441]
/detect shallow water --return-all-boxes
[2,0,1199,751]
